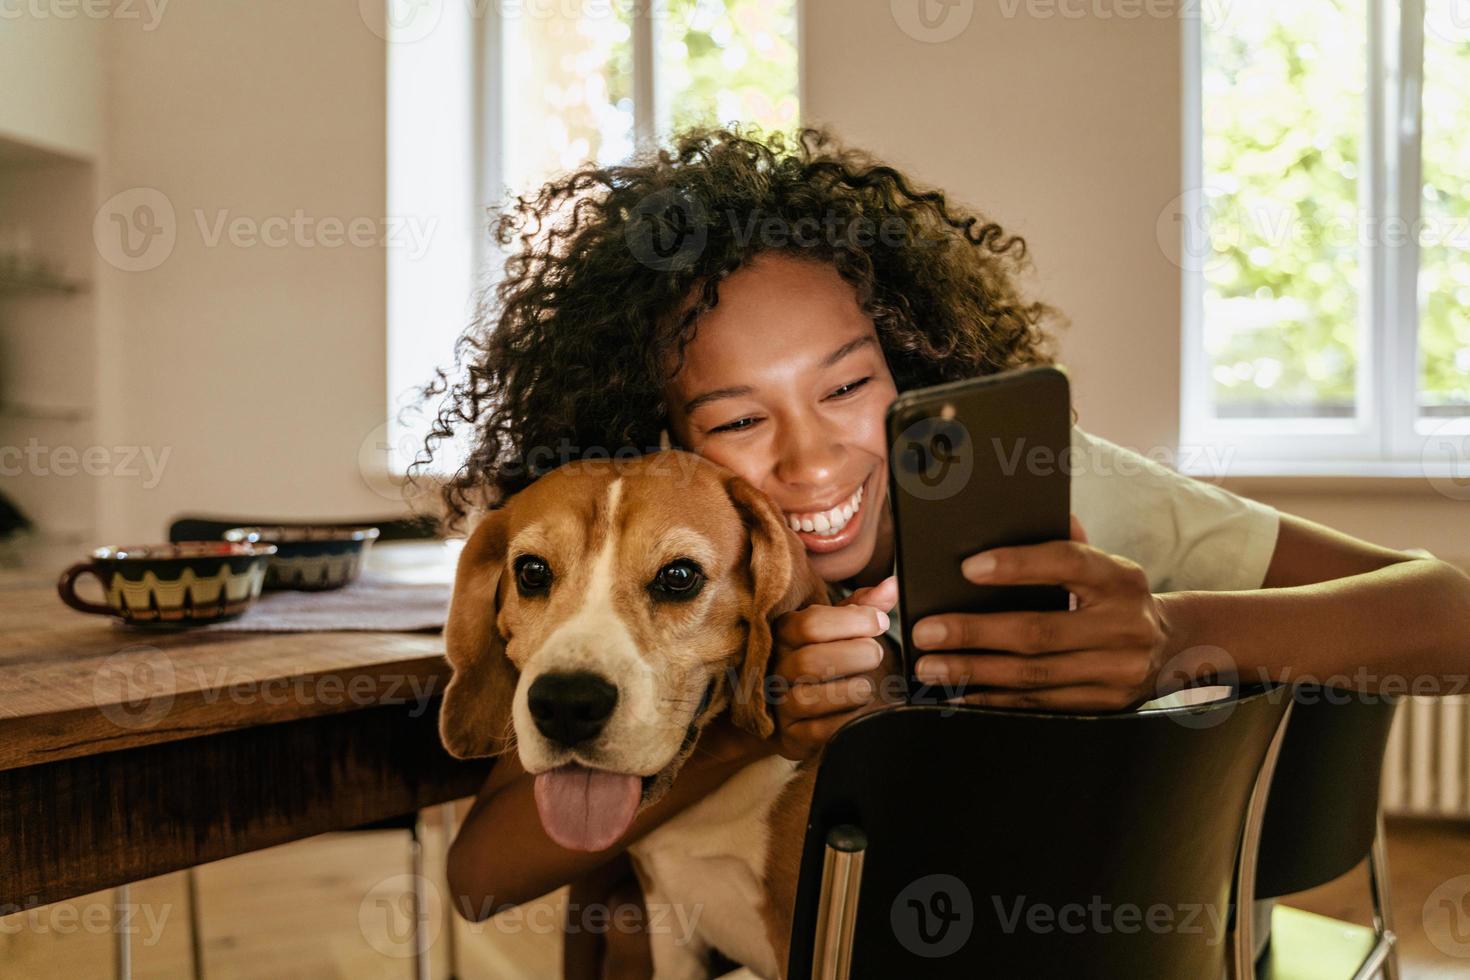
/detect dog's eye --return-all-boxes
[514,555,553,596]
[651,559,704,599]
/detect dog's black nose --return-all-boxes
[527,672,620,747]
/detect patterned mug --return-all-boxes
[56,541,277,625]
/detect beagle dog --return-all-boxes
[439,449,835,978]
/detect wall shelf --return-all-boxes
[0,403,93,422]
[0,272,88,296]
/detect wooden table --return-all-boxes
[0,539,492,911]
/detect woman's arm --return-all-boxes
[907,512,1470,709]
[1159,512,1470,691]
[446,717,776,919]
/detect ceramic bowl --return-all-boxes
[57,541,276,625]
[223,525,380,591]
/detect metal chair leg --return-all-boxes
[113,885,131,980]
[1230,700,1295,980]
[812,824,867,980]
[1355,811,1399,980]
[439,802,461,980]
[186,866,205,979]
[409,816,430,980]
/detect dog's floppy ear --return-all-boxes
[440,507,518,759]
[724,475,830,739]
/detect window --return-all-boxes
[383,0,802,479]
[1180,0,1470,471]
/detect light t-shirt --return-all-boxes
[836,424,1280,643]
[832,424,1282,959]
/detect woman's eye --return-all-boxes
[514,555,553,595]
[711,417,759,434]
[829,377,872,399]
[651,558,705,599]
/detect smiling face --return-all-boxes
[663,251,901,588]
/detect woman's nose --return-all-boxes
[774,414,846,486]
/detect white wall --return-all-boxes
[801,1,1468,565]
[11,0,1456,558]
[98,0,403,542]
[0,10,102,160]
[802,1,1183,456]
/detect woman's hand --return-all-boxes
[768,575,903,761]
[910,516,1172,712]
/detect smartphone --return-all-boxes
[885,365,1073,703]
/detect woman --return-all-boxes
[425,125,1470,971]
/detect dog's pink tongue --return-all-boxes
[533,765,642,852]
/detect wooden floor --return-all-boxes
[2,812,1466,978]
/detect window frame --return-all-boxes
[1179,0,1470,475]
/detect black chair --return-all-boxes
[167,513,439,543]
[1253,686,1402,980]
[785,688,1294,980]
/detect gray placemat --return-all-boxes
[195,572,451,633]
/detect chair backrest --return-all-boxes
[1254,686,1400,899]
[167,514,439,543]
[785,688,1291,980]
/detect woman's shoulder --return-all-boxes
[1067,424,1280,592]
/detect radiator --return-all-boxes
[1382,694,1470,818]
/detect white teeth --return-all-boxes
[786,482,865,537]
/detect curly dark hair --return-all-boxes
[418,123,1062,528]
